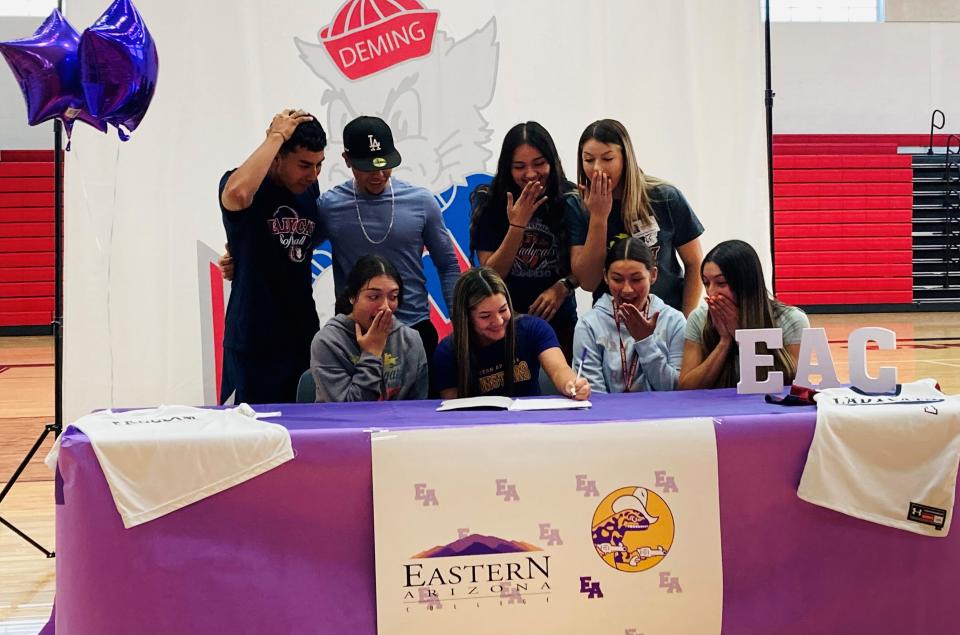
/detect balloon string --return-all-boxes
[69,140,119,408]
[72,144,103,255]
[106,142,121,407]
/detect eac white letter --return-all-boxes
[736,328,784,394]
[794,328,841,389]
[847,327,897,393]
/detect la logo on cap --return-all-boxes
[368,134,381,151]
[320,0,440,80]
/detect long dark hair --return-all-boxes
[469,121,573,265]
[452,267,516,397]
[334,254,404,315]
[700,240,797,387]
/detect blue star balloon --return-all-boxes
[0,9,106,140]
[80,0,159,141]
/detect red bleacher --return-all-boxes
[771,134,951,308]
[0,150,55,328]
[0,135,941,327]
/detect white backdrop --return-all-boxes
[772,22,960,133]
[62,0,768,419]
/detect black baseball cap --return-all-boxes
[342,116,402,171]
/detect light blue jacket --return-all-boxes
[573,294,686,393]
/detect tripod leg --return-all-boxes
[0,515,54,558]
[0,423,57,556]
[0,424,55,504]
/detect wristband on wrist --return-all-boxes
[509,223,526,230]
[559,276,576,293]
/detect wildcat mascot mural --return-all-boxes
[198,0,500,402]
[294,0,500,312]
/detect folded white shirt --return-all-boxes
[45,404,293,528]
[798,379,960,536]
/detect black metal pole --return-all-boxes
[0,7,65,556]
[54,120,63,437]
[0,94,64,559]
[764,0,776,294]
[55,0,64,436]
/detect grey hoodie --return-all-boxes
[572,294,686,393]
[309,314,428,402]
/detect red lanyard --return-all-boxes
[613,297,646,392]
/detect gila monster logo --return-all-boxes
[591,486,674,573]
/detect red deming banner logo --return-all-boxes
[320,0,439,79]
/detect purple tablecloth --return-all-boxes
[45,389,959,634]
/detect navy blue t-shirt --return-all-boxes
[566,183,704,311]
[471,189,578,322]
[432,315,560,397]
[219,171,322,353]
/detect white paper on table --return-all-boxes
[436,396,592,412]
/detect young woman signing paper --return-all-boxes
[432,267,591,401]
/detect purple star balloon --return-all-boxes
[80,0,159,141]
[0,9,106,140]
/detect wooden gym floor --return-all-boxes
[1,313,959,632]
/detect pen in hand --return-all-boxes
[570,349,587,397]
